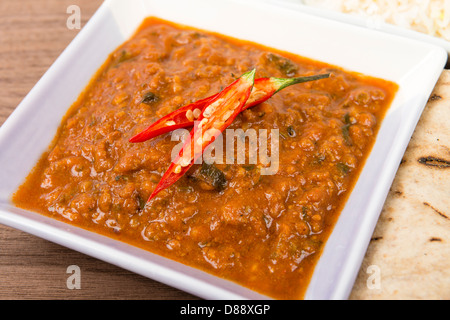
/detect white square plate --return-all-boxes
[0,0,446,300]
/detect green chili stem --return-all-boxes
[273,73,331,92]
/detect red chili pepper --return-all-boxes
[147,69,256,201]
[243,74,330,111]
[129,73,330,143]
[129,94,218,143]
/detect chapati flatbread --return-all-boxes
[350,70,450,300]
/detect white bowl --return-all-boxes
[268,0,450,55]
[0,0,446,300]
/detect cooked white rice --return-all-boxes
[302,0,450,41]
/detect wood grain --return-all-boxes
[0,0,448,300]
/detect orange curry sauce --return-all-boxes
[13,17,397,299]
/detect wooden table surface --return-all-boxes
[0,0,448,300]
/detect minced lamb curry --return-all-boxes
[12,17,398,299]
